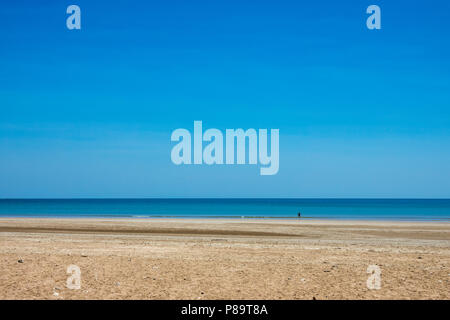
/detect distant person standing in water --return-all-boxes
[297,212,301,218]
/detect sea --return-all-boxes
[0,199,449,221]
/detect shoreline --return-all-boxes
[1,215,450,222]
[2,216,450,223]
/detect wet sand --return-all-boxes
[0,218,449,299]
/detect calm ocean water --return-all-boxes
[0,199,449,221]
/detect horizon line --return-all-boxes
[1,198,450,201]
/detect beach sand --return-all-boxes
[0,218,449,299]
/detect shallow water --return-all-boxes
[0,199,450,221]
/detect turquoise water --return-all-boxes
[0,199,449,221]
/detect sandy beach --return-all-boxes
[0,218,449,299]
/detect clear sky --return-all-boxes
[1,0,450,198]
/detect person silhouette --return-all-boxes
[297,212,301,218]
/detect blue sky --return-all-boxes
[1,0,450,198]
